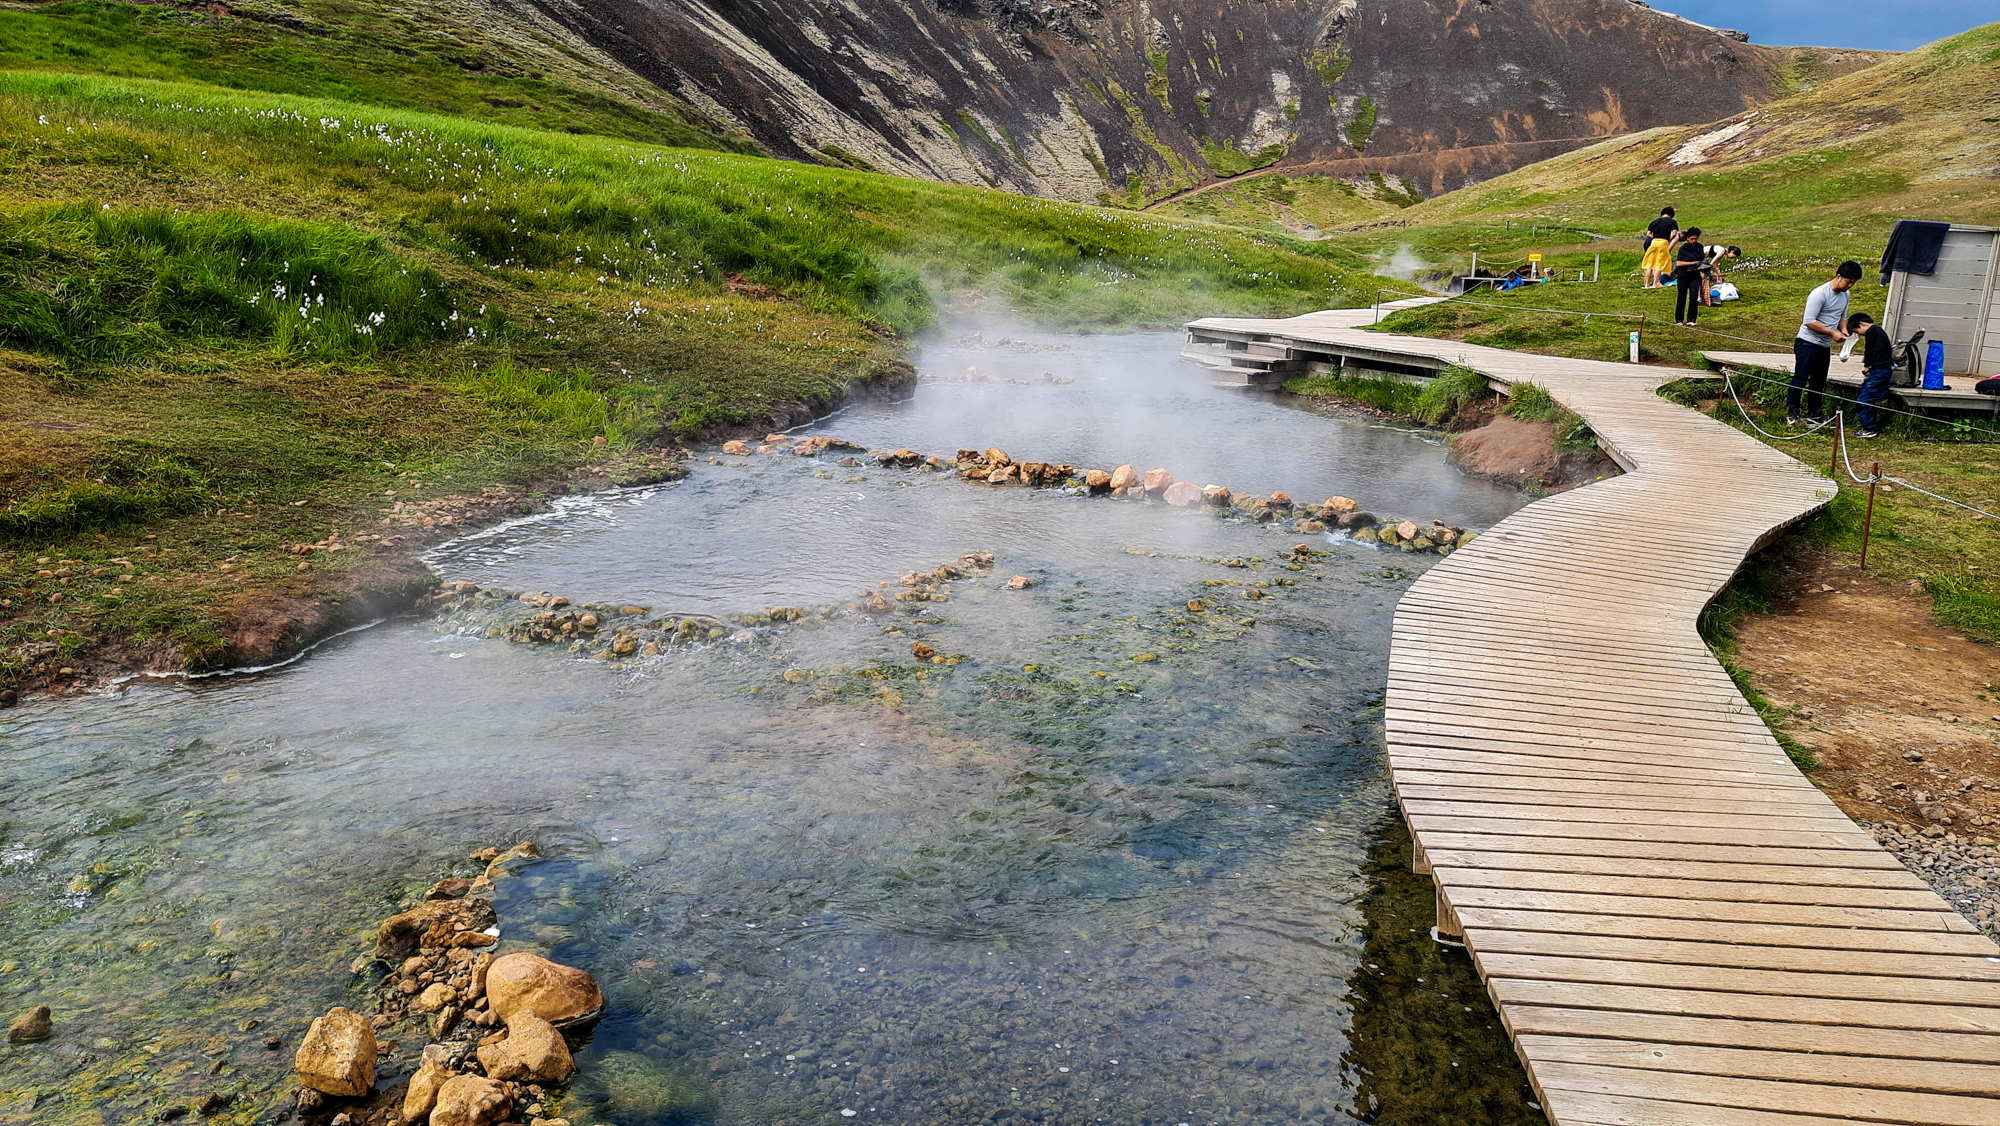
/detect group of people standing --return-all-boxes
[1639,207,1741,326]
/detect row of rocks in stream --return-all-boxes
[289,842,604,1126]
[1867,822,2000,940]
[717,433,1480,556]
[427,550,1012,664]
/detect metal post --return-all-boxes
[1593,254,1601,283]
[1859,462,1880,569]
[1471,251,1478,279]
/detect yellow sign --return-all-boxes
[1529,253,1543,262]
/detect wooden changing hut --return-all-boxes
[1883,221,2000,379]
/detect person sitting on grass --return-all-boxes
[1701,245,1741,306]
[1848,312,1894,439]
[1672,227,1706,326]
[1790,261,1863,426]
[1640,206,1677,289]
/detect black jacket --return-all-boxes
[1860,324,1893,370]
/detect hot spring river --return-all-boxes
[0,331,1548,1125]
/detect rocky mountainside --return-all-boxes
[486,0,1885,203]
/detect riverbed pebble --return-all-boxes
[6,1005,52,1043]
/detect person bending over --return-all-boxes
[1640,207,1677,288]
[1701,245,1741,305]
[1848,312,1893,439]
[1789,261,1862,426]
[1672,228,1706,325]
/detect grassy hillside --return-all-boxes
[1330,22,2000,643]
[0,67,1384,690]
[1343,22,2000,359]
[0,0,751,150]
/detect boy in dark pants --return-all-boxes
[1790,261,1862,426]
[1848,312,1894,438]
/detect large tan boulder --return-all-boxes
[1141,468,1174,496]
[1322,496,1360,514]
[484,953,603,1026]
[401,1045,453,1123]
[429,1075,511,1126]
[1201,485,1231,507]
[1108,465,1139,491]
[1083,469,1111,494]
[475,1014,576,1083]
[294,1007,376,1097]
[1162,481,1202,508]
[983,447,1011,466]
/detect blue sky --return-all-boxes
[1656,1,1992,50]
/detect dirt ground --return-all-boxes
[1731,551,2000,836]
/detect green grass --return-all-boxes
[1197,138,1287,178]
[1282,373,1424,416]
[3,200,460,363]
[1415,363,1486,425]
[1345,96,1377,152]
[1159,173,1395,234]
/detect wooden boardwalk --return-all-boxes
[1186,311,2000,1125]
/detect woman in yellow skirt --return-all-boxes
[1640,206,1678,288]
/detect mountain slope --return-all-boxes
[3,0,1889,205]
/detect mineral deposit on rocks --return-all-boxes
[294,1007,377,1097]
[484,953,604,1026]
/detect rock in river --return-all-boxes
[376,896,497,959]
[430,1075,513,1126]
[401,1045,453,1123]
[6,1005,52,1042]
[1084,469,1111,494]
[1109,465,1139,491]
[1162,481,1202,508]
[294,1007,376,1097]
[485,953,604,1026]
[476,1013,577,1083]
[1141,468,1174,496]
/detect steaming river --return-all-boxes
[0,331,1545,1125]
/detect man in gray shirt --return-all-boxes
[1789,261,1863,425]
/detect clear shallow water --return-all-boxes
[0,331,1541,1126]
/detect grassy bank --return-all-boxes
[0,68,1388,693]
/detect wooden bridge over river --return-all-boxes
[1185,308,2000,1125]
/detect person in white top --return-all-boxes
[1789,261,1862,426]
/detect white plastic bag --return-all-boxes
[1710,281,1740,302]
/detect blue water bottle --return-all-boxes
[1923,341,1946,390]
